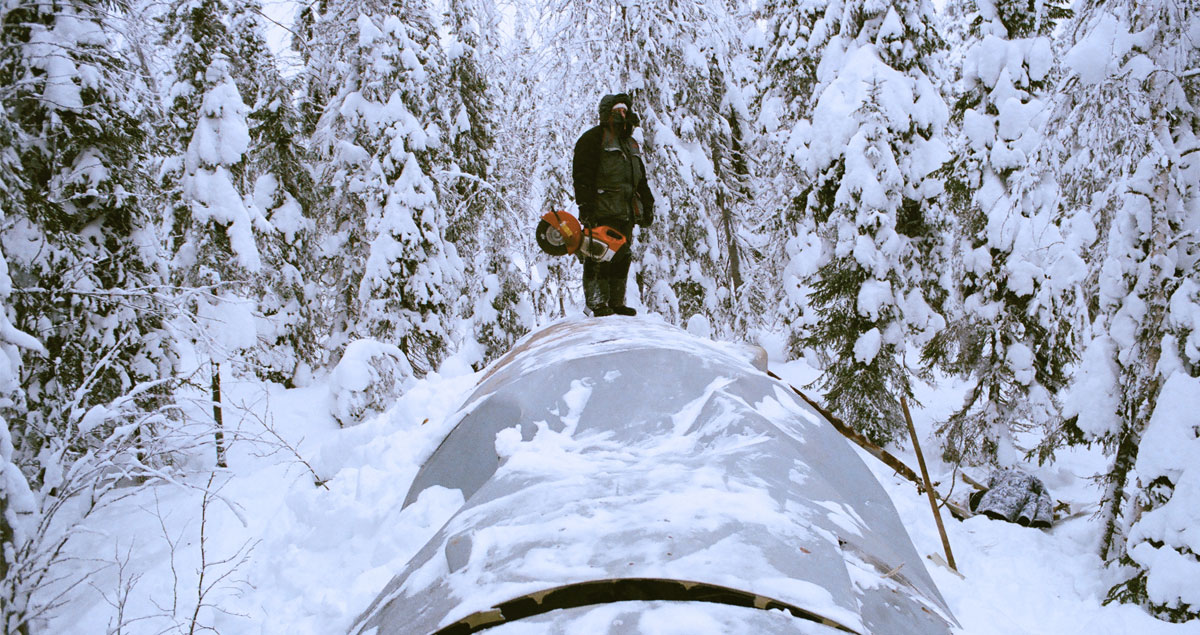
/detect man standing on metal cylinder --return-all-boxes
[572,93,656,317]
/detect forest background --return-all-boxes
[1,0,1198,630]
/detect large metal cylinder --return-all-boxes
[351,319,957,634]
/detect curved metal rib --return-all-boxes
[433,577,863,635]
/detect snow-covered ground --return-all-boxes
[41,318,1198,634]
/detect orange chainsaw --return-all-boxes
[535,211,627,262]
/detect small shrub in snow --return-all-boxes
[1105,373,1200,623]
[329,340,413,427]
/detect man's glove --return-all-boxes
[638,201,654,227]
[578,203,595,227]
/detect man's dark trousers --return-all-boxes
[583,221,634,312]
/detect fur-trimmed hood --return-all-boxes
[597,93,633,124]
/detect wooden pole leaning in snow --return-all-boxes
[902,396,956,572]
[768,372,972,521]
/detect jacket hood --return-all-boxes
[598,93,633,123]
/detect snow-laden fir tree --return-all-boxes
[0,0,172,626]
[924,0,1079,466]
[179,79,261,319]
[441,0,496,256]
[1105,371,1200,622]
[0,242,40,634]
[750,0,829,352]
[1,0,175,466]
[468,87,535,365]
[162,0,274,469]
[711,46,759,337]
[228,0,322,384]
[1048,5,1200,618]
[795,0,951,444]
[308,3,461,376]
[471,223,535,365]
[633,2,754,333]
[0,99,47,635]
[1049,4,1200,591]
[162,0,266,357]
[489,8,573,325]
[441,0,531,366]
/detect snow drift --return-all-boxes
[351,318,958,634]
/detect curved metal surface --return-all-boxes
[486,600,851,635]
[433,578,861,634]
[353,318,958,634]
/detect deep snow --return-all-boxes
[40,317,1200,634]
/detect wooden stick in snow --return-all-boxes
[902,395,957,573]
[212,361,227,469]
[767,372,972,521]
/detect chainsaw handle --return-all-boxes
[595,227,623,242]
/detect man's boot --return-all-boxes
[607,277,637,316]
[584,277,610,317]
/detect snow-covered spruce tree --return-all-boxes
[162,0,270,469]
[441,0,530,366]
[1048,3,1200,587]
[795,0,951,445]
[441,0,495,257]
[489,8,574,325]
[0,0,175,463]
[711,50,759,337]
[1105,370,1200,622]
[465,72,536,365]
[309,4,461,376]
[0,102,45,632]
[750,0,829,352]
[0,250,42,633]
[162,0,263,302]
[0,418,35,634]
[633,3,754,333]
[472,224,534,365]
[228,0,322,384]
[923,0,1079,466]
[0,0,178,627]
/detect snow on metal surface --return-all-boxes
[352,317,957,634]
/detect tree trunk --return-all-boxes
[1099,297,1167,561]
[1098,421,1139,562]
[726,105,750,291]
[1,491,31,634]
[212,362,227,469]
[1,493,11,583]
[712,112,744,295]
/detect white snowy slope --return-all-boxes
[350,317,957,634]
[41,316,1198,635]
[799,367,1200,635]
